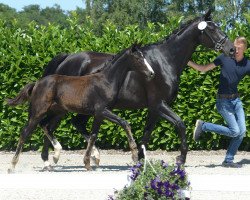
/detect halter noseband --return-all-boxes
[200,21,228,52]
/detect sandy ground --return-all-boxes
[0,149,250,200]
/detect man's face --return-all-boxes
[234,41,245,59]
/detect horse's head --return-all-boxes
[196,9,235,57]
[128,44,155,80]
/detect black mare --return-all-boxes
[10,10,235,169]
[7,44,155,172]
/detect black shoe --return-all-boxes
[193,120,204,142]
[222,161,242,168]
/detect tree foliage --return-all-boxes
[0,0,249,32]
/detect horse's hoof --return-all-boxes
[91,146,100,161]
[132,153,139,163]
[84,157,92,170]
[85,164,93,171]
[7,168,15,174]
[91,157,100,167]
[42,165,54,172]
[53,156,59,164]
[176,155,185,165]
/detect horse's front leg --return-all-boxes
[8,119,39,173]
[71,114,100,166]
[84,117,102,170]
[158,101,187,165]
[102,108,138,162]
[138,110,159,159]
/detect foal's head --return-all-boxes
[127,44,155,80]
[195,9,235,57]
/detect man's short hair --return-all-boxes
[235,36,248,49]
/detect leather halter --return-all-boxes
[201,21,228,51]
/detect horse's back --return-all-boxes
[42,53,69,77]
[55,51,113,76]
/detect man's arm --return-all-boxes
[188,61,217,72]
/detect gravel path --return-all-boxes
[0,149,250,200]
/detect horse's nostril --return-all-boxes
[150,72,155,78]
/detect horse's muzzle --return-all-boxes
[229,47,235,58]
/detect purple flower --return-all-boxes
[150,179,157,190]
[163,180,170,190]
[107,195,115,200]
[135,162,143,168]
[171,166,186,179]
[129,161,143,181]
[150,176,161,190]
[129,169,140,181]
[150,176,166,196]
[157,187,163,195]
[171,183,180,190]
[164,189,174,198]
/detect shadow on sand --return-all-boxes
[185,159,250,169]
[39,165,130,173]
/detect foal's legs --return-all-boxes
[71,114,100,165]
[158,101,187,164]
[40,114,64,170]
[84,117,103,170]
[83,108,138,170]
[8,117,40,173]
[71,114,90,140]
[102,108,138,162]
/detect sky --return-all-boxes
[0,0,85,11]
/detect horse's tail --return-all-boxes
[42,53,69,77]
[6,82,35,106]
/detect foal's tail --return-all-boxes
[6,82,35,106]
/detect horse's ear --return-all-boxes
[131,44,137,52]
[131,42,141,52]
[203,9,212,21]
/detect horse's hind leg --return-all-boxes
[8,118,40,173]
[102,108,138,162]
[71,114,100,166]
[158,101,187,164]
[71,114,90,140]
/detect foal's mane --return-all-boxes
[93,46,132,73]
[106,47,130,67]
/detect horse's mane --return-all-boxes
[142,16,201,49]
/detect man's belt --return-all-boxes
[217,93,239,99]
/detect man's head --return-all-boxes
[234,36,247,61]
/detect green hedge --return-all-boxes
[1,14,250,152]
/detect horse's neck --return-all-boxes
[160,29,199,75]
[102,55,131,87]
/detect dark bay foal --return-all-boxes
[7,44,154,172]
